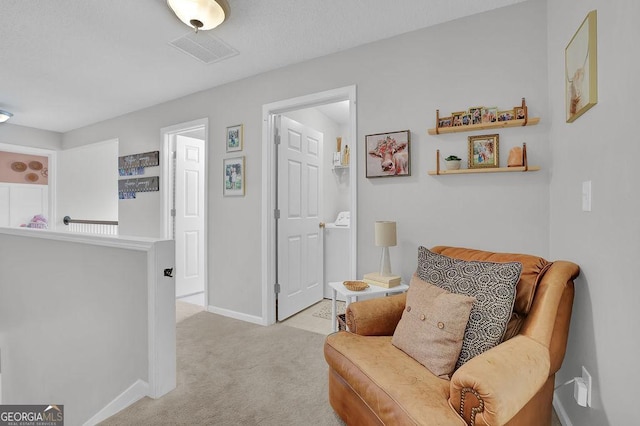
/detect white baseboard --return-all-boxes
[83,379,149,426]
[207,305,265,325]
[553,392,573,426]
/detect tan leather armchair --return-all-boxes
[324,246,580,426]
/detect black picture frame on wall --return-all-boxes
[365,130,410,178]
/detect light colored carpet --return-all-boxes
[102,301,561,425]
[100,309,343,425]
[310,299,345,320]
[176,300,204,323]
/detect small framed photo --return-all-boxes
[514,106,526,120]
[223,156,245,196]
[468,106,483,124]
[461,113,472,126]
[226,124,243,152]
[468,134,499,169]
[497,110,514,121]
[438,117,453,128]
[451,111,465,127]
[482,107,498,123]
[366,130,410,178]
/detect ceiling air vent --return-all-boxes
[169,32,238,64]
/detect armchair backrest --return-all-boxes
[430,246,580,374]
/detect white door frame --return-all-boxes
[0,143,57,228]
[160,118,209,306]
[261,85,357,326]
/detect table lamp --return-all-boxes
[375,221,397,276]
[363,221,401,288]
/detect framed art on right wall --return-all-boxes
[566,10,598,123]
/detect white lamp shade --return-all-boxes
[167,0,226,31]
[0,110,13,123]
[374,221,397,247]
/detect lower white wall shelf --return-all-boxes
[428,143,540,176]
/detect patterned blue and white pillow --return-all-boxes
[417,247,522,369]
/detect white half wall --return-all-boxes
[0,228,175,425]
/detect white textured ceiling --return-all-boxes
[0,0,525,133]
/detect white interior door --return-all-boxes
[175,135,205,298]
[277,116,324,320]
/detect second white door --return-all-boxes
[175,135,205,298]
[277,116,324,320]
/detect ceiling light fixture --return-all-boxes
[0,110,13,123]
[167,0,226,33]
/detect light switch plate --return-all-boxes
[582,181,592,212]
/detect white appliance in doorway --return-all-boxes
[323,214,350,301]
[276,116,324,320]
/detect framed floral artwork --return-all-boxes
[566,10,598,123]
[468,134,499,169]
[365,130,410,178]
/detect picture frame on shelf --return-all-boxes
[461,113,472,126]
[468,134,499,169]
[468,106,483,124]
[451,111,465,127]
[438,117,452,128]
[498,110,514,121]
[565,10,597,123]
[514,106,526,120]
[366,130,410,178]
[223,156,245,196]
[482,107,498,123]
[226,124,243,152]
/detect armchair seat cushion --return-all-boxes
[324,332,466,425]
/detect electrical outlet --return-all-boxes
[582,366,592,407]
[574,377,587,406]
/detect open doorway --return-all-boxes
[161,119,208,308]
[0,143,56,229]
[261,86,357,325]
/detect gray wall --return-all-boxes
[63,0,550,318]
[547,1,639,424]
[0,123,62,150]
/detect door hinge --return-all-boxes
[274,209,280,219]
[274,283,281,294]
[172,151,177,159]
[274,133,280,145]
[171,209,176,217]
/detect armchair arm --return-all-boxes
[346,293,406,336]
[449,335,550,426]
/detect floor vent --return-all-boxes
[169,32,238,64]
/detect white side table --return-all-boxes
[329,281,409,332]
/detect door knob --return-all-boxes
[319,222,325,228]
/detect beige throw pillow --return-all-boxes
[392,274,475,379]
